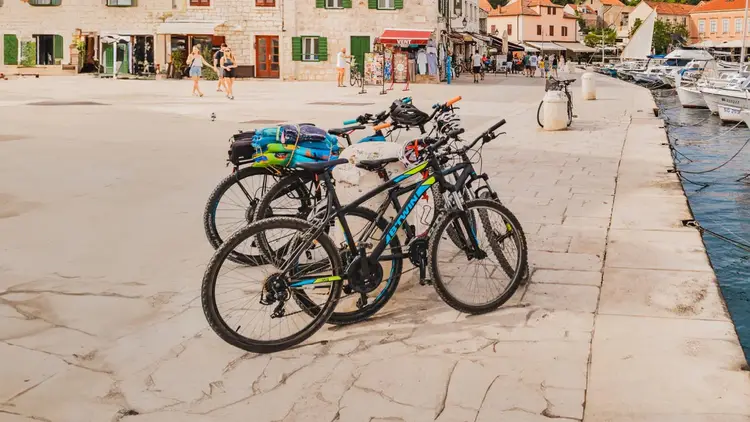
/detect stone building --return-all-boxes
[0,0,470,80]
[0,0,280,77]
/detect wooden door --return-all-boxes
[255,35,279,78]
[350,36,370,75]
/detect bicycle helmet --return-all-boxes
[399,137,428,167]
[389,101,429,127]
[436,110,462,136]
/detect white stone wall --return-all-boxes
[283,0,440,81]
[171,0,282,67]
[0,0,280,71]
[0,0,173,66]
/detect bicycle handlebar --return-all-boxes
[373,122,391,131]
[343,119,358,125]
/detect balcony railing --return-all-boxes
[106,0,136,6]
[29,0,62,6]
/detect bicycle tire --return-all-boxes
[428,199,527,314]
[203,166,278,264]
[536,100,544,128]
[293,206,403,326]
[566,92,573,127]
[202,217,343,354]
[349,72,356,87]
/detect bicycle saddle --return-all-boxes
[296,158,349,173]
[328,126,365,136]
[355,157,400,171]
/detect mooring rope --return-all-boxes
[686,221,750,254]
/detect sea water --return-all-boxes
[655,92,750,361]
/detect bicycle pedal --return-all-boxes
[572,114,578,118]
[419,278,433,286]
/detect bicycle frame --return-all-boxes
[287,154,486,288]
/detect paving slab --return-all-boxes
[0,75,746,422]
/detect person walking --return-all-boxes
[528,53,538,77]
[538,56,545,78]
[336,47,351,87]
[221,47,238,100]
[472,50,482,83]
[560,54,566,73]
[187,45,214,97]
[213,43,227,92]
[552,55,559,78]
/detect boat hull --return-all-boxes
[676,86,708,108]
[717,104,744,122]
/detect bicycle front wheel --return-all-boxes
[428,199,527,314]
[203,167,279,264]
[202,217,343,354]
[566,93,573,127]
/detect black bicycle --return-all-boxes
[201,119,528,353]
[349,60,363,88]
[536,77,575,128]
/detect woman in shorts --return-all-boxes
[221,47,238,100]
[186,45,214,97]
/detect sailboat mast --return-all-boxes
[742,0,749,64]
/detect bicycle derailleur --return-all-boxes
[260,272,291,319]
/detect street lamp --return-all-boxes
[462,17,468,27]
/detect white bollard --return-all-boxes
[542,90,568,131]
[582,72,596,100]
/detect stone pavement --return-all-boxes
[0,74,748,422]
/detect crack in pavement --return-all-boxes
[0,408,53,422]
[0,297,97,338]
[434,361,458,420]
[473,375,501,422]
[2,340,113,375]
[0,289,143,300]
[2,373,56,404]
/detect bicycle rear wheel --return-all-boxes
[202,217,343,354]
[428,199,527,314]
[566,92,573,127]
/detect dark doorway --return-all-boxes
[35,35,55,65]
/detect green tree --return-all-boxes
[584,27,617,48]
[578,16,590,35]
[487,0,509,8]
[652,20,689,54]
[630,17,643,37]
[20,41,36,67]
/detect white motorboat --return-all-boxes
[717,103,745,122]
[677,84,708,108]
[633,67,665,84]
[701,79,750,117]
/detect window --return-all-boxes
[537,25,542,35]
[507,23,512,35]
[491,24,496,33]
[699,19,705,33]
[736,18,742,33]
[29,0,61,5]
[302,37,319,61]
[562,26,568,37]
[546,6,551,14]
[723,18,729,33]
[106,0,135,5]
[256,0,274,5]
[378,0,393,8]
[326,0,341,7]
[549,25,554,36]
[710,19,717,33]
[747,18,750,33]
[189,0,209,6]
[553,7,556,15]
[682,17,686,25]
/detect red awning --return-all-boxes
[376,29,433,46]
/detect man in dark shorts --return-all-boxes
[213,43,227,92]
[472,50,482,83]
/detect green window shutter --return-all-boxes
[4,35,19,65]
[342,0,351,7]
[291,37,302,61]
[318,37,328,62]
[394,0,402,8]
[315,0,324,7]
[368,0,377,9]
[51,0,61,5]
[53,35,64,60]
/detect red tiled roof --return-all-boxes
[691,0,747,13]
[643,1,694,15]
[479,0,493,12]
[495,0,540,16]
[599,0,625,6]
